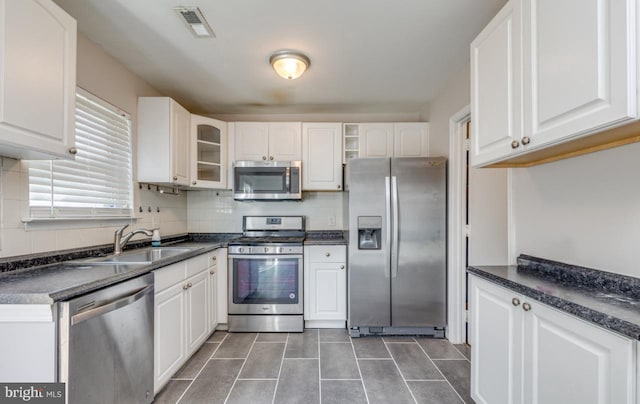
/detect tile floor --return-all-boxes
[154,329,473,404]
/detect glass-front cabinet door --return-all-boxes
[190,114,227,189]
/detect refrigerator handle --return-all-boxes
[385,176,391,279]
[391,176,399,278]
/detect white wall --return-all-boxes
[188,190,346,233]
[0,33,187,258]
[511,142,640,277]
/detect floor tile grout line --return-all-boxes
[405,379,453,382]
[175,331,228,404]
[237,378,279,381]
[349,334,371,404]
[432,358,471,361]
[318,329,322,404]
[321,378,363,381]
[414,340,467,404]
[356,357,394,360]
[222,333,259,404]
[271,332,289,404]
[382,339,419,404]
[451,344,472,363]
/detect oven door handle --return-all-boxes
[285,167,291,192]
[228,254,303,259]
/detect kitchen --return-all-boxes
[0,1,639,404]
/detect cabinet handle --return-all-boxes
[337,185,341,189]
[210,270,215,275]
[192,181,197,185]
[183,284,189,290]
[511,140,520,149]
[262,156,267,160]
[68,147,78,155]
[325,252,331,257]
[173,176,178,181]
[521,136,531,145]
[187,282,193,288]
[269,156,274,160]
[340,265,344,269]
[522,302,532,311]
[512,297,520,306]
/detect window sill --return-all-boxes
[22,217,142,231]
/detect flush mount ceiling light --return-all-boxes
[175,7,215,38]
[269,51,310,80]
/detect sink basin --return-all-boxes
[71,247,195,265]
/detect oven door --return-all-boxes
[228,254,303,315]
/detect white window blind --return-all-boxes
[28,88,133,218]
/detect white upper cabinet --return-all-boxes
[302,123,343,191]
[394,122,430,157]
[522,0,637,148]
[361,123,394,158]
[471,0,639,167]
[0,0,77,160]
[233,122,301,162]
[138,97,190,186]
[471,0,522,167]
[190,115,227,189]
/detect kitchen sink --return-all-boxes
[70,247,195,265]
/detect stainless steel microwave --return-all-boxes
[233,161,302,200]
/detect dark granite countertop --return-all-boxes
[0,241,224,304]
[468,255,640,340]
[304,231,348,245]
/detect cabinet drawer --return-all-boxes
[186,253,210,278]
[308,246,346,263]
[154,261,187,292]
[208,251,219,267]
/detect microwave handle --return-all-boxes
[285,167,290,191]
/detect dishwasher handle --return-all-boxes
[71,283,154,325]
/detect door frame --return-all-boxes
[447,105,471,344]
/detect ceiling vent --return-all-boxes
[175,7,216,38]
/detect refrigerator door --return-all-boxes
[348,158,391,327]
[390,157,447,327]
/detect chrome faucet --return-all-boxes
[113,224,154,255]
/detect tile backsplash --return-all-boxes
[188,190,347,233]
[0,158,187,258]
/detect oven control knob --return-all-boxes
[239,247,245,253]
[278,247,284,253]
[264,247,269,253]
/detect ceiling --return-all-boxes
[54,0,507,116]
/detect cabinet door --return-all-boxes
[302,123,343,191]
[234,122,269,161]
[523,300,636,404]
[190,114,227,189]
[306,262,346,321]
[171,100,190,185]
[268,122,302,161]
[361,123,394,158]
[522,0,637,149]
[216,249,228,325]
[208,268,217,332]
[185,270,209,354]
[393,123,429,157]
[470,0,522,167]
[154,282,185,393]
[0,0,76,160]
[470,275,523,404]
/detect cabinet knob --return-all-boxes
[269,156,274,160]
[212,256,217,261]
[262,156,267,160]
[325,252,331,257]
[511,140,520,149]
[512,297,520,306]
[187,282,193,288]
[68,147,78,155]
[210,270,215,275]
[340,265,345,269]
[521,136,531,145]
[522,302,532,311]
[192,181,197,185]
[183,284,189,290]
[337,185,341,189]
[173,176,178,181]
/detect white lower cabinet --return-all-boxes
[304,245,347,328]
[470,274,637,404]
[207,248,227,330]
[154,251,221,394]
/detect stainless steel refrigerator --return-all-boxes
[348,157,446,338]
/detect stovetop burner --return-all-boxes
[228,236,305,246]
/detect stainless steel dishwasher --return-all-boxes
[58,272,154,404]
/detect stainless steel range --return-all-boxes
[228,216,305,332]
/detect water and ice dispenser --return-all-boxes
[357,216,382,250]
